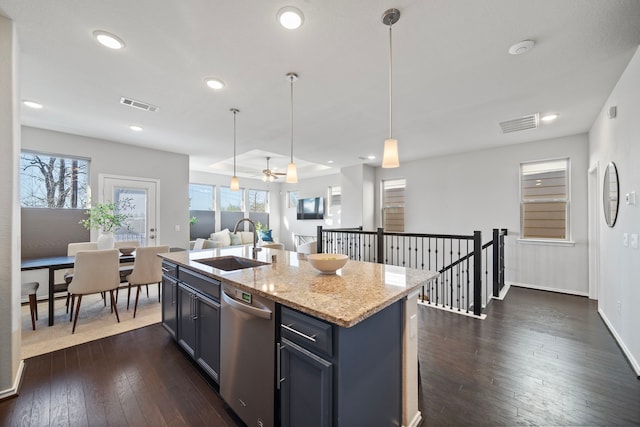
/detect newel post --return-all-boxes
[317,226,323,253]
[473,230,482,316]
[377,227,384,264]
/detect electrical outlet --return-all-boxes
[623,233,629,247]
[617,301,622,314]
[175,224,180,232]
[631,234,639,249]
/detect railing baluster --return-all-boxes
[317,227,504,317]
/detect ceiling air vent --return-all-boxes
[499,113,539,133]
[120,97,159,113]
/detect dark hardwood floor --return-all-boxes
[420,286,640,426]
[2,286,639,426]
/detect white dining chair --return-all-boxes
[125,245,170,317]
[67,249,121,334]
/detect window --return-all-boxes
[520,158,569,240]
[329,186,341,206]
[288,191,299,208]
[220,186,243,211]
[247,189,269,212]
[189,183,214,210]
[382,179,405,232]
[20,151,89,208]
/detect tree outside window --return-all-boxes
[248,189,268,213]
[20,151,89,208]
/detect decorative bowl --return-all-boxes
[307,253,348,274]
[119,247,135,256]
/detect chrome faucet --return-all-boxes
[233,218,261,257]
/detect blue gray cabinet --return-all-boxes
[176,268,221,384]
[280,338,332,427]
[279,301,402,427]
[161,261,178,339]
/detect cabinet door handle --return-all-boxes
[171,283,176,305]
[277,342,284,389]
[161,267,169,272]
[192,294,198,320]
[282,324,317,343]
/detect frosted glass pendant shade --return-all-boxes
[230,175,240,191]
[286,162,298,183]
[382,139,399,168]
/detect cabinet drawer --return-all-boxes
[178,268,220,300]
[281,307,333,357]
[161,261,178,280]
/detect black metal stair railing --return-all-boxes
[317,226,507,316]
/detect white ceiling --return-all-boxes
[2,0,640,179]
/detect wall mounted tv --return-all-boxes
[297,197,324,220]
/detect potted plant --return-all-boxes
[80,199,134,249]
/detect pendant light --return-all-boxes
[286,72,299,183]
[230,108,240,191]
[381,8,400,168]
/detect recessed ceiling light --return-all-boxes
[205,77,225,90]
[23,100,43,109]
[129,125,143,132]
[367,155,376,160]
[541,113,558,122]
[93,30,125,50]
[508,40,535,55]
[277,6,304,30]
[327,160,334,164]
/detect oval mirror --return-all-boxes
[603,162,619,227]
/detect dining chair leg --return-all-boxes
[71,294,82,334]
[110,290,120,323]
[28,293,37,331]
[133,285,142,318]
[127,284,132,310]
[69,295,75,322]
[66,293,71,313]
[146,284,149,298]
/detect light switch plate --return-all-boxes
[631,234,639,249]
[623,233,629,247]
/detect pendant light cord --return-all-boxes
[233,109,237,175]
[388,23,393,140]
[290,78,294,163]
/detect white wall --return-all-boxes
[21,127,190,249]
[377,134,590,295]
[589,46,640,375]
[280,174,341,250]
[341,164,375,229]
[0,13,22,397]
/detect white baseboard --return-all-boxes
[598,308,640,378]
[509,282,589,297]
[0,360,25,400]
[491,282,511,301]
[403,410,422,427]
[418,299,486,319]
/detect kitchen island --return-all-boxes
[159,246,438,427]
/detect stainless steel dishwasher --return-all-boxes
[220,283,275,427]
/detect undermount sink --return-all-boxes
[194,256,270,271]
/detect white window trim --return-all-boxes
[519,157,571,242]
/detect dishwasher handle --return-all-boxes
[222,289,272,320]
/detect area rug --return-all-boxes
[21,285,161,359]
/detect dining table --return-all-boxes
[21,253,135,326]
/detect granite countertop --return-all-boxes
[160,246,439,328]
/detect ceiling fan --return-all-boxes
[262,157,286,182]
